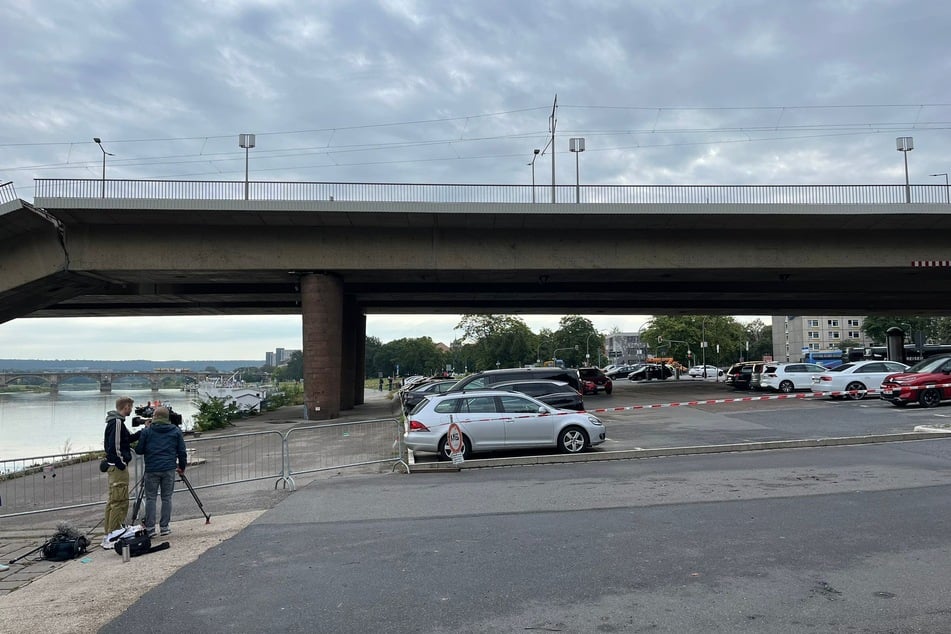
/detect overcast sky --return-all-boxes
[2,0,947,360]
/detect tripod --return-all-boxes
[129,470,211,526]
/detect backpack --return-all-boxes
[115,532,152,558]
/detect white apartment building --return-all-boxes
[604,332,648,365]
[771,315,873,362]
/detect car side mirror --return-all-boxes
[538,406,548,415]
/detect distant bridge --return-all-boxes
[0,370,208,393]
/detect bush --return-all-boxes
[192,397,241,431]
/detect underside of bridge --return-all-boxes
[3,197,950,418]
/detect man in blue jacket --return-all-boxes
[134,406,188,536]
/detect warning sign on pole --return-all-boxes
[447,422,465,464]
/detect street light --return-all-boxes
[930,172,950,204]
[529,149,541,203]
[239,133,256,200]
[549,94,557,204]
[585,332,601,367]
[569,137,585,204]
[896,136,914,203]
[93,137,113,198]
[552,346,577,367]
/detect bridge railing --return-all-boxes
[0,181,18,204]
[33,179,951,205]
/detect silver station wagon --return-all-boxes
[404,389,606,460]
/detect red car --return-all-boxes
[879,355,951,408]
[579,368,613,395]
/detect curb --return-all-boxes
[408,431,951,472]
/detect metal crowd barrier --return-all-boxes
[282,418,409,491]
[0,419,408,518]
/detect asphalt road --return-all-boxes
[100,437,951,633]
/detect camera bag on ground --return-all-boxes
[43,521,89,561]
[43,535,89,561]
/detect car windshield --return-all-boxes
[827,363,855,372]
[905,356,951,373]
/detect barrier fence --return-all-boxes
[0,418,407,519]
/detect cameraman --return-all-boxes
[103,396,142,533]
[134,406,187,537]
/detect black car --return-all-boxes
[450,367,582,393]
[490,379,585,411]
[400,379,458,413]
[726,362,757,390]
[605,364,643,380]
[628,363,673,381]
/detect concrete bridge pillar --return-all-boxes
[49,374,59,394]
[339,296,357,411]
[100,374,112,393]
[301,273,343,420]
[354,313,367,406]
[150,376,161,391]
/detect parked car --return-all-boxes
[400,379,458,413]
[628,363,674,381]
[450,367,582,393]
[579,368,613,395]
[759,363,828,393]
[487,379,584,411]
[404,390,606,459]
[605,364,642,380]
[810,360,909,400]
[879,355,951,408]
[749,361,773,391]
[687,365,722,379]
[725,362,758,389]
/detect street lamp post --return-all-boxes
[701,316,707,377]
[930,172,950,204]
[569,137,585,204]
[549,94,557,204]
[239,133,256,200]
[93,137,113,198]
[552,346,577,367]
[585,332,601,367]
[896,136,914,203]
[529,149,541,203]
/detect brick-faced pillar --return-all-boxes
[339,296,356,411]
[301,273,342,420]
[354,313,366,406]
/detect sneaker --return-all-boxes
[160,528,171,536]
[146,528,156,537]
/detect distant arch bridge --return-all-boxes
[0,370,208,393]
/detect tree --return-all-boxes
[643,315,750,365]
[862,316,943,345]
[456,314,536,370]
[552,315,601,367]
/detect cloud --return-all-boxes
[0,0,944,357]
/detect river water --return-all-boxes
[0,389,200,461]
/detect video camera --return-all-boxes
[133,403,184,427]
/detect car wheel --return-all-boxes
[919,389,942,408]
[438,433,471,460]
[779,380,794,393]
[557,426,588,454]
[845,381,867,401]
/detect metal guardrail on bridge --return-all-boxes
[33,178,951,205]
[0,181,18,205]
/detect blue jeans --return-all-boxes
[144,470,176,531]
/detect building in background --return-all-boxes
[604,332,648,366]
[772,316,873,362]
[264,347,300,367]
